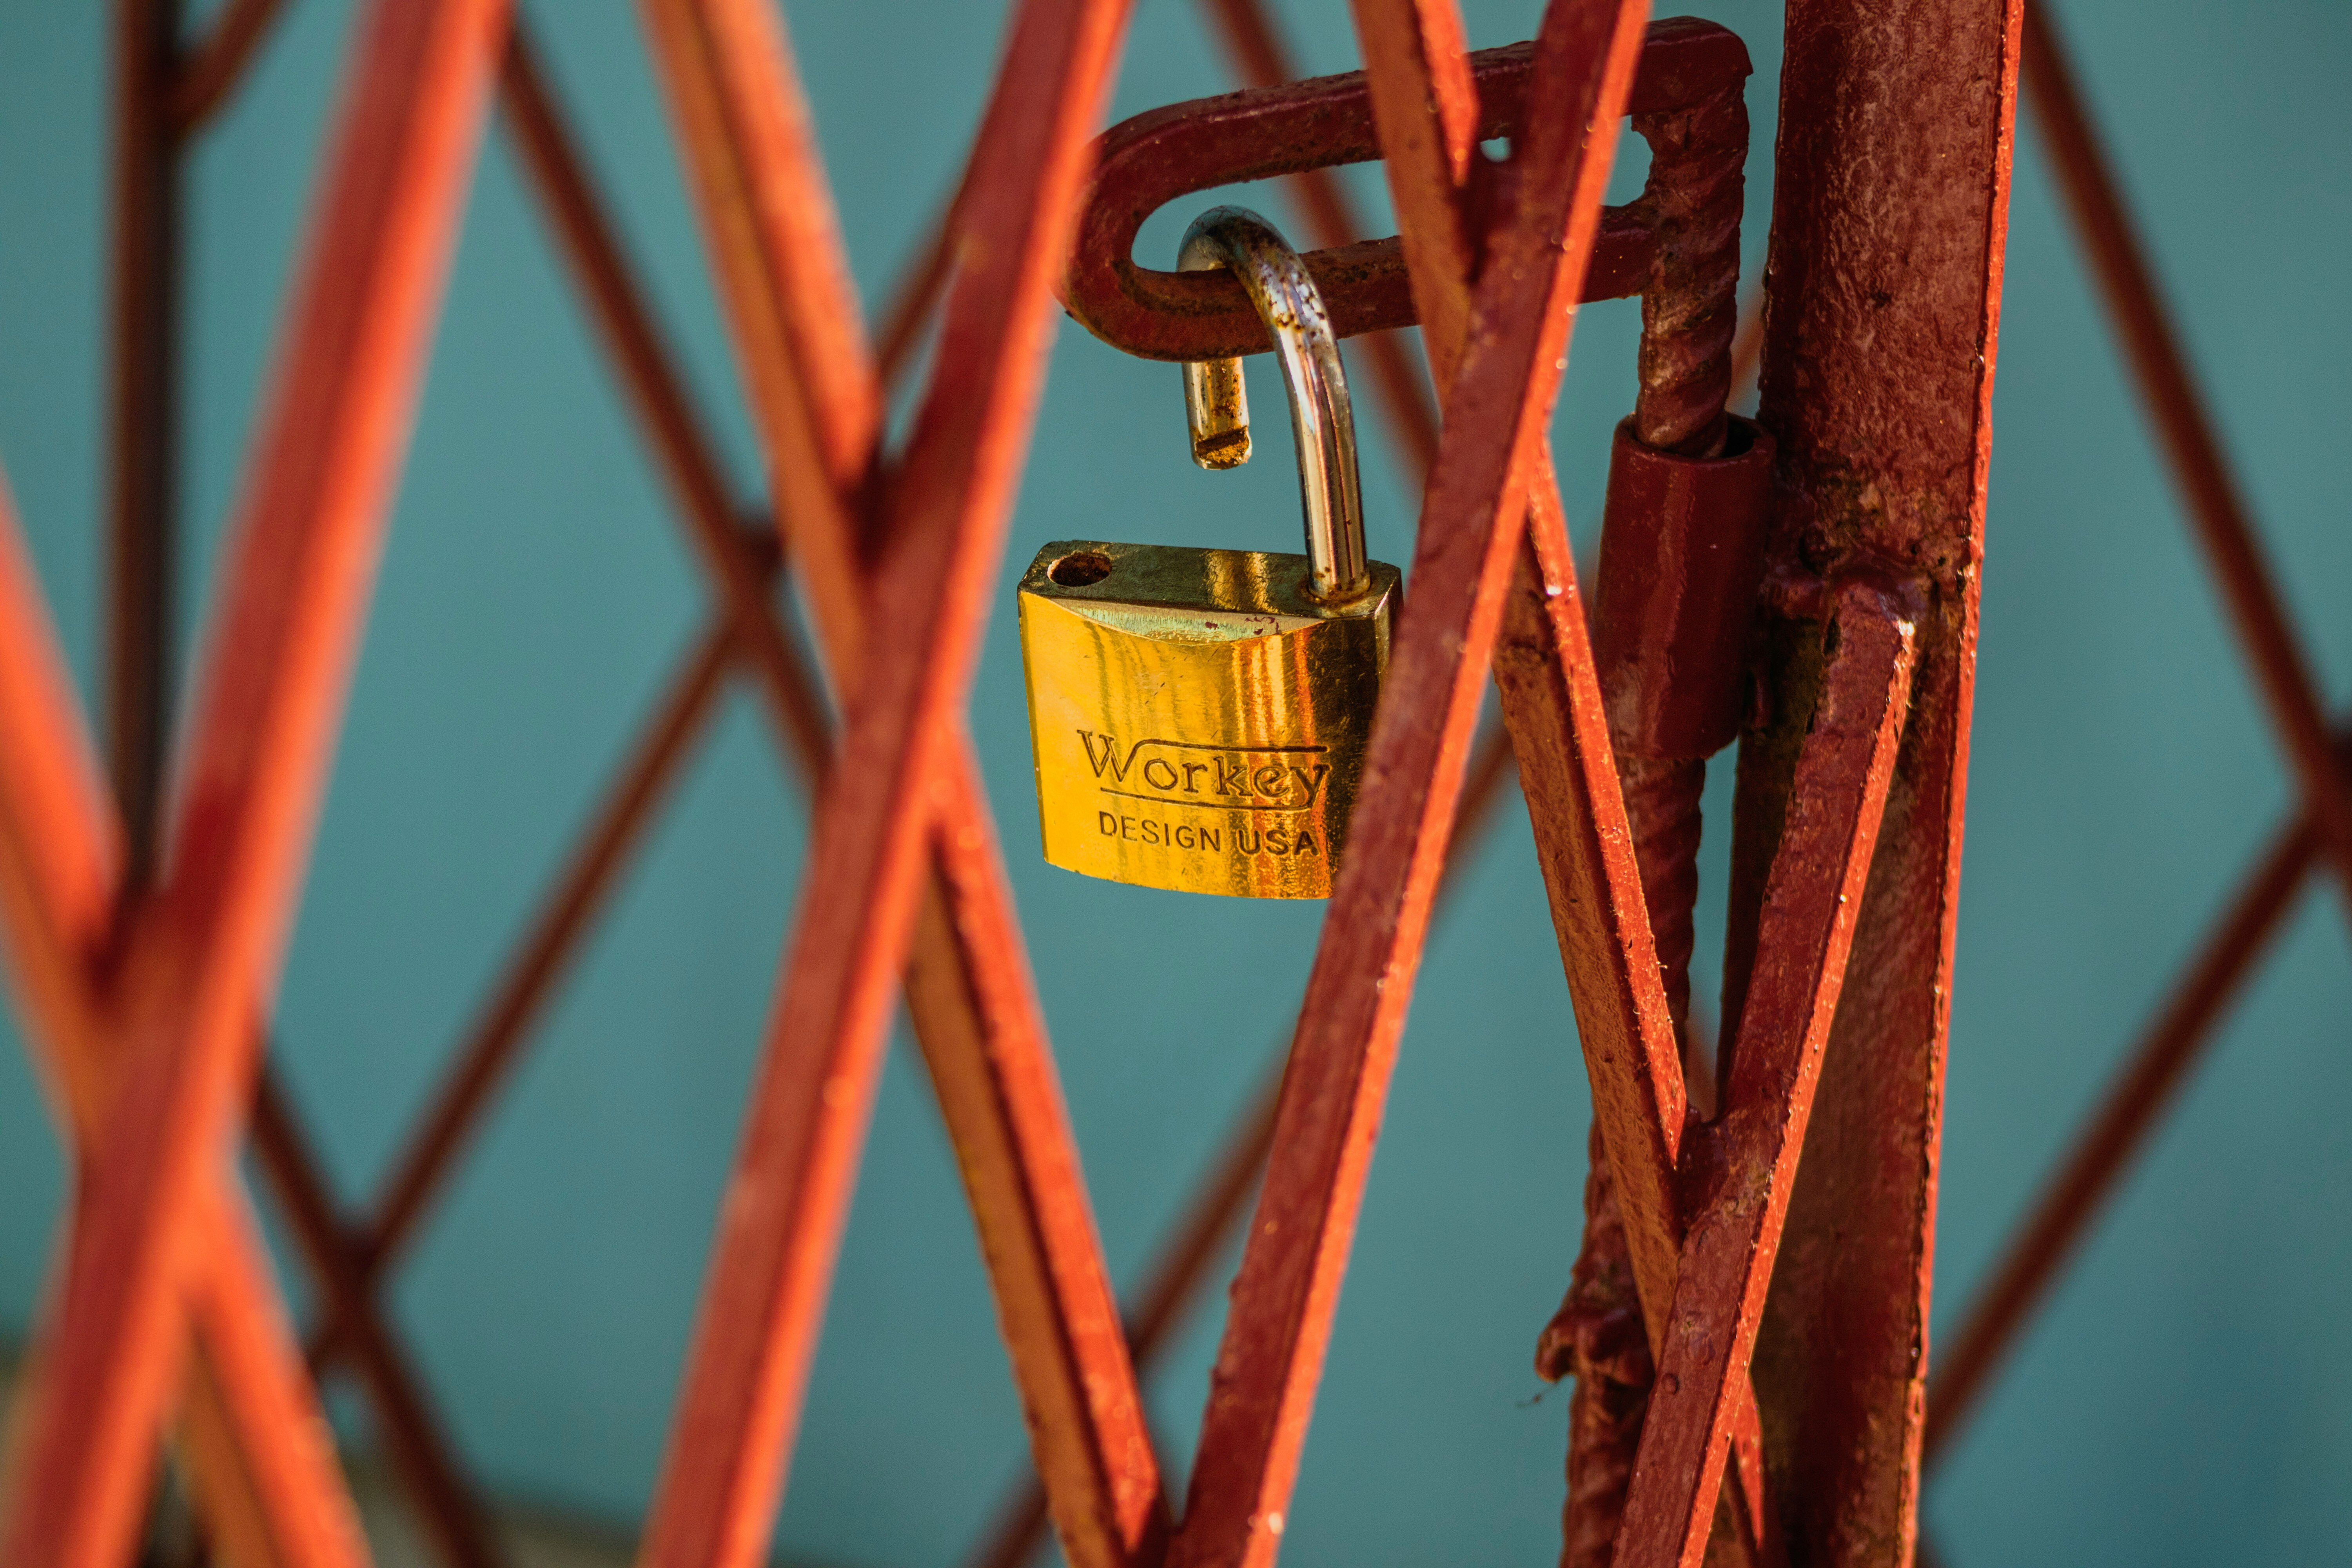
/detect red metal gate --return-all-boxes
[0,2,2328,1566]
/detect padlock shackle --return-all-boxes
[1178,207,1371,604]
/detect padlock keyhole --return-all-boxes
[1049,550,1114,588]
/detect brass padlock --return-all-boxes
[1018,206,1401,898]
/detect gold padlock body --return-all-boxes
[1018,539,1399,899]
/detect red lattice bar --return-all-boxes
[1341,4,1779,1559]
[1617,584,1917,1567]
[634,4,1156,1566]
[1169,8,1656,1564]
[0,4,510,1564]
[0,488,365,1568]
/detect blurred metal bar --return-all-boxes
[296,29,830,1328]
[1915,0,2352,1456]
[0,3,511,1562]
[107,0,181,887]
[229,28,827,1562]
[872,180,962,393]
[496,26,832,767]
[171,0,297,130]
[2021,0,2352,910]
[0,477,367,1568]
[1923,737,2338,1459]
[339,617,740,1301]
[249,1070,506,1568]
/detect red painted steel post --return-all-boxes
[0,2,511,1562]
[1721,0,2022,1561]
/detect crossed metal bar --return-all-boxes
[0,6,511,1568]
[150,0,2324,1563]
[76,3,1484,1564]
[32,3,1816,1568]
[657,1,1949,1561]
[0,496,366,1568]
[627,5,1669,1564]
[0,2,2096,1568]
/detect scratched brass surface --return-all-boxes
[1018,539,1398,898]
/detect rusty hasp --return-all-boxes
[1064,18,1750,364]
[1613,584,1917,1568]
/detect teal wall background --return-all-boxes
[0,1,2348,1563]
